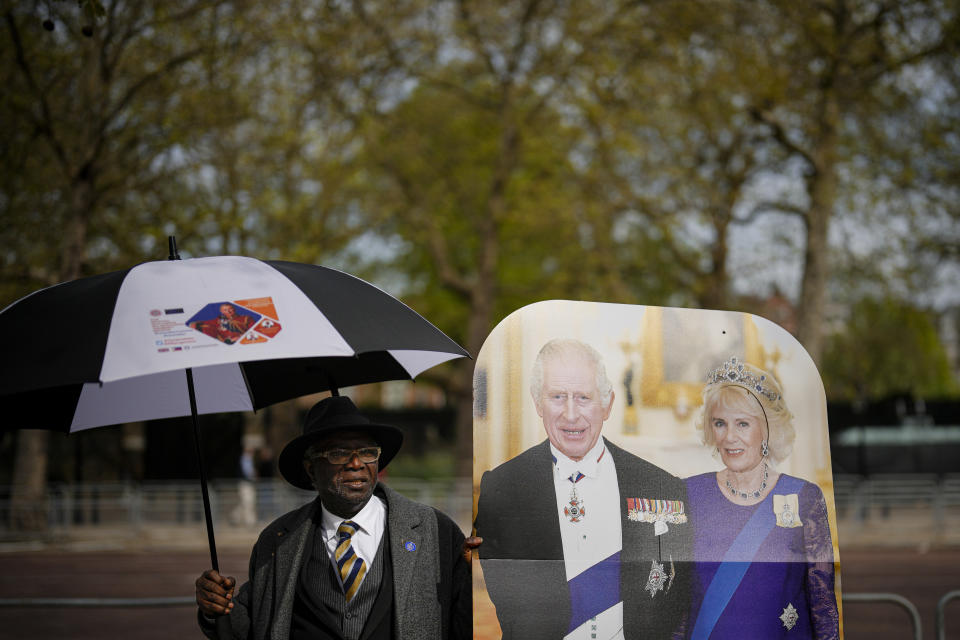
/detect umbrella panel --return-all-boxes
[1,351,460,433]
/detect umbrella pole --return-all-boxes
[187,367,220,572]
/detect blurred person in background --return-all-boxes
[230,446,257,528]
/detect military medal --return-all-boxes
[564,472,586,522]
[645,559,666,597]
[780,603,799,630]
[626,498,688,525]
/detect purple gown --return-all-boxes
[684,472,840,639]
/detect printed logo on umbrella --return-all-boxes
[183,297,282,346]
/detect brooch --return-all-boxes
[780,603,799,630]
[774,494,803,528]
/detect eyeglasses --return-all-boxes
[308,446,381,465]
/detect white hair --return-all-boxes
[529,338,614,409]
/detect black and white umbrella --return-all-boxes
[0,245,468,567]
[2,254,468,432]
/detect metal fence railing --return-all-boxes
[832,473,960,529]
[842,593,923,640]
[0,477,474,542]
[2,473,959,543]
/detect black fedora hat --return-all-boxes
[278,396,403,490]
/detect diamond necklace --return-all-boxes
[726,462,768,499]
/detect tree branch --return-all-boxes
[5,11,70,173]
[734,200,809,225]
[748,105,816,171]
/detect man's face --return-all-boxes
[534,353,613,461]
[220,304,235,318]
[303,430,379,517]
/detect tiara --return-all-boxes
[705,357,781,404]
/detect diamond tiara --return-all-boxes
[705,357,781,404]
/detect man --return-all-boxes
[196,396,471,640]
[190,302,255,344]
[474,338,690,639]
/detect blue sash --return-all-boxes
[690,475,803,640]
[567,550,621,632]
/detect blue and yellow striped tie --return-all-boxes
[335,520,367,601]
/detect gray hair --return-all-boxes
[530,338,614,409]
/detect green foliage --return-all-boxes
[3,0,958,374]
[822,297,958,401]
[386,449,456,481]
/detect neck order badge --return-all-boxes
[565,472,586,522]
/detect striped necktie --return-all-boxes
[335,520,367,601]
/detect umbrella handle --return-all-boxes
[187,367,220,572]
[329,373,339,397]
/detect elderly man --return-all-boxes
[474,338,690,639]
[195,396,471,640]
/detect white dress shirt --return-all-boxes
[320,494,387,576]
[551,439,624,640]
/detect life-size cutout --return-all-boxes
[472,301,842,640]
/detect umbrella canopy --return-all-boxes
[1,255,469,432]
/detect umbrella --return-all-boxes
[0,239,469,569]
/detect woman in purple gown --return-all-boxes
[684,358,840,639]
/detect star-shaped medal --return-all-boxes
[645,559,666,597]
[780,603,799,630]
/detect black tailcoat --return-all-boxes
[475,438,691,639]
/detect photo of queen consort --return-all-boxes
[684,357,840,639]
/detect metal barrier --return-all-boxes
[0,597,195,608]
[936,590,960,640]
[0,478,474,541]
[843,592,922,640]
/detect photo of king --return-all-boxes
[474,338,691,639]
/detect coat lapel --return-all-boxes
[532,440,564,560]
[270,501,318,640]
[385,486,425,613]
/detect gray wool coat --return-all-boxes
[199,484,470,640]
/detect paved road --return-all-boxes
[0,546,957,639]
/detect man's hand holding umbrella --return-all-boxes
[196,569,236,617]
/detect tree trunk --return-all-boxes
[702,209,731,310]
[9,177,93,531]
[452,208,500,479]
[452,104,516,478]
[10,431,50,531]
[796,97,839,367]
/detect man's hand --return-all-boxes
[462,536,482,563]
[195,569,236,617]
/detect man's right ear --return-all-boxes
[531,391,544,418]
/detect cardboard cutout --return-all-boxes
[472,301,842,639]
